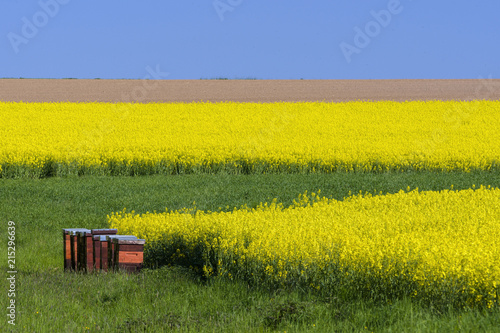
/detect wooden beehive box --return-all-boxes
[63,228,88,270]
[93,235,101,270]
[113,238,146,272]
[77,231,94,272]
[91,229,117,271]
[105,235,138,272]
[99,235,110,272]
[62,228,90,271]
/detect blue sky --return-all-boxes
[1,0,499,79]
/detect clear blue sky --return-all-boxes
[1,0,499,79]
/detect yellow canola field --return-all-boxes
[1,100,499,177]
[109,186,500,308]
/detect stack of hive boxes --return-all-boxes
[62,228,145,272]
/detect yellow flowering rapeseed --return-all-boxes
[1,100,499,177]
[109,186,500,308]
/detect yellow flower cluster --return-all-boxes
[108,186,500,308]
[1,100,499,177]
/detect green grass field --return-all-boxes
[1,172,500,332]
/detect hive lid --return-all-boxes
[113,239,145,245]
[63,228,91,234]
[105,235,138,241]
[91,229,118,235]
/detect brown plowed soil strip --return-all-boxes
[1,79,499,103]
